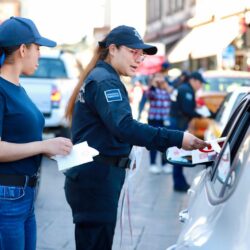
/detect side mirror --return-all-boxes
[166,147,216,168]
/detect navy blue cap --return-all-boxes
[189,71,206,83]
[98,25,157,55]
[0,16,56,47]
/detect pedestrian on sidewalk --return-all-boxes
[64,25,208,250]
[146,72,173,174]
[169,71,206,192]
[0,17,73,250]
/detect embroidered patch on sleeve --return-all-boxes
[104,89,122,102]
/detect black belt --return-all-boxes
[93,155,131,169]
[0,174,37,187]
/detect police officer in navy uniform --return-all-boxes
[64,26,208,250]
[169,71,206,192]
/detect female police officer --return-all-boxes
[64,25,207,250]
[0,17,72,250]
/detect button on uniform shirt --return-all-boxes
[71,60,184,157]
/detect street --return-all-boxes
[36,149,203,250]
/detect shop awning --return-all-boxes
[168,16,240,63]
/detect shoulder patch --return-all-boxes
[185,93,193,101]
[77,85,85,103]
[104,89,122,102]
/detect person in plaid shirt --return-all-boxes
[146,72,173,174]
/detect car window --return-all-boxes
[204,77,250,91]
[215,92,232,122]
[215,92,246,123]
[210,100,250,199]
[22,58,67,79]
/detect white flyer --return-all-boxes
[196,106,211,117]
[51,141,99,171]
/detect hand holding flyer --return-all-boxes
[51,141,99,171]
[192,137,226,164]
[167,137,227,164]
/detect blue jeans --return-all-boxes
[0,185,36,250]
[169,117,189,188]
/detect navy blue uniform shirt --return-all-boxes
[170,82,201,121]
[0,77,44,176]
[71,60,183,156]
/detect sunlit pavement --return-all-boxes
[36,149,203,250]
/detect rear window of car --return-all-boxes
[204,77,250,91]
[22,58,67,79]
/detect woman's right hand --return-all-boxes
[42,137,73,157]
[182,132,209,151]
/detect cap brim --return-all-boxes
[127,43,157,55]
[35,37,57,47]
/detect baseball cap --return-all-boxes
[189,71,206,83]
[98,25,157,55]
[0,16,56,47]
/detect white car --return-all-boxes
[166,93,250,250]
[204,86,250,141]
[20,50,81,137]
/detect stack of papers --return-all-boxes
[51,141,99,171]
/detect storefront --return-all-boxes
[167,16,241,71]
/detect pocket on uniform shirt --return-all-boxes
[0,185,25,200]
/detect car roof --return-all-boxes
[39,49,75,59]
[229,86,250,93]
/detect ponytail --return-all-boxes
[65,46,109,123]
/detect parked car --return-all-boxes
[20,49,81,137]
[204,86,250,141]
[188,70,250,139]
[166,93,250,250]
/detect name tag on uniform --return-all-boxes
[104,89,122,102]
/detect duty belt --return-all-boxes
[93,155,131,169]
[0,174,37,187]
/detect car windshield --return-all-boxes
[204,77,250,91]
[22,58,67,79]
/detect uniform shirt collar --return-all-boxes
[96,60,120,79]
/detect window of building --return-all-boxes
[147,0,161,23]
[176,0,185,11]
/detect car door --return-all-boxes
[174,94,250,250]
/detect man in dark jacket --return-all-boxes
[169,71,206,191]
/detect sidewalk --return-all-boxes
[36,149,202,250]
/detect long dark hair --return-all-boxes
[65,46,109,122]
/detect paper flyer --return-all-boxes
[51,141,99,171]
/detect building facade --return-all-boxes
[145,0,250,71]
